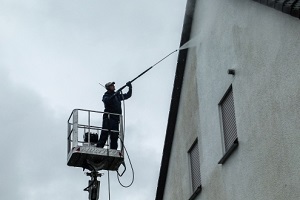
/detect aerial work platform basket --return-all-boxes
[67,109,125,171]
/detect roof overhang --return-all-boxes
[155,0,196,199]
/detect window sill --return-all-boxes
[218,138,239,164]
[188,185,202,200]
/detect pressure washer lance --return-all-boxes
[115,49,178,93]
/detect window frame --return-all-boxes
[188,139,202,200]
[218,85,239,164]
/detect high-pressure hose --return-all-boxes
[116,91,135,188]
[113,49,178,187]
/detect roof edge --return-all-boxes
[155,0,196,199]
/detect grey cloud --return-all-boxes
[0,0,186,199]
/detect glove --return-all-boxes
[126,81,132,88]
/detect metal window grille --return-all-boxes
[189,140,201,192]
[220,87,238,152]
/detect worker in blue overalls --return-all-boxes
[97,81,132,149]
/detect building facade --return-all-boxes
[156,0,300,199]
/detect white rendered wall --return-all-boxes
[163,0,300,199]
[163,48,201,200]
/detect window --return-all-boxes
[218,85,239,164]
[188,139,202,200]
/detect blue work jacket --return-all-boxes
[102,88,132,120]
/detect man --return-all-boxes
[97,81,132,149]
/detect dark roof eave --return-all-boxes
[155,0,196,199]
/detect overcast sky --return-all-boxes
[0,0,186,200]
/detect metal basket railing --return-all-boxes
[67,109,124,155]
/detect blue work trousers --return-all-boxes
[97,117,119,149]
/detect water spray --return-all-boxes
[115,49,178,92]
